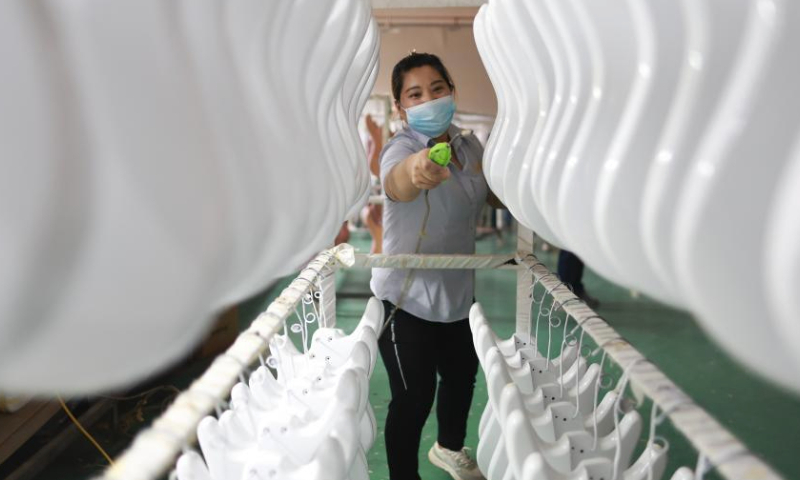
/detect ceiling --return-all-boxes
[373,7,479,27]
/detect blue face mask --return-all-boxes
[404,95,456,138]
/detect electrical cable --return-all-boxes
[57,396,116,466]
[99,385,180,402]
[381,189,432,334]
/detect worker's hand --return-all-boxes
[407,148,450,190]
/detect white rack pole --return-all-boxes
[351,253,517,269]
[515,225,534,337]
[516,255,783,480]
[320,267,337,328]
[95,245,782,480]
[93,246,353,480]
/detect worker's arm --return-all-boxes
[383,148,451,202]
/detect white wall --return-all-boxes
[372,23,498,118]
[373,0,487,7]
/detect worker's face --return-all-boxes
[396,65,453,123]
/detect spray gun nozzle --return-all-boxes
[449,129,473,146]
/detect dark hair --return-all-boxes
[391,52,455,102]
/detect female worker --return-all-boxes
[371,52,502,480]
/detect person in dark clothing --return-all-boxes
[557,250,600,309]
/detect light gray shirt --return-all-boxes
[370,124,489,322]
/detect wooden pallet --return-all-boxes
[0,400,61,466]
[5,399,113,480]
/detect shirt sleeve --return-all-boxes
[379,136,418,202]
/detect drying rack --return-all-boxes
[92,226,784,480]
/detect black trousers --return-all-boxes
[557,249,586,296]
[378,300,480,480]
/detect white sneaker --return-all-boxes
[428,442,485,480]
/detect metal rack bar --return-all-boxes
[352,253,517,269]
[515,225,534,337]
[515,254,782,480]
[93,239,782,480]
[93,246,353,480]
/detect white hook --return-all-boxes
[612,357,648,480]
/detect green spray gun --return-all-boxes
[427,129,473,167]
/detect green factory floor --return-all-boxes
[29,228,800,480]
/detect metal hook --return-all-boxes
[528,273,549,296]
[536,272,562,290]
[304,295,320,326]
[611,357,649,478]
[647,399,680,480]
[557,303,581,407]
[215,357,261,438]
[528,272,560,302]
[561,305,575,337]
[590,348,611,450]
[557,312,580,403]
[696,448,752,479]
[314,275,328,327]
[292,274,321,292]
[694,453,711,480]
[560,315,579,368]
[551,297,585,318]
[292,306,309,354]
[533,288,551,316]
[546,279,574,299]
[573,318,595,360]
[614,358,650,412]
[539,283,572,320]
[653,387,696,425]
[300,291,320,354]
[316,265,335,281]
[543,295,567,368]
[530,287,552,356]
[608,357,649,480]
